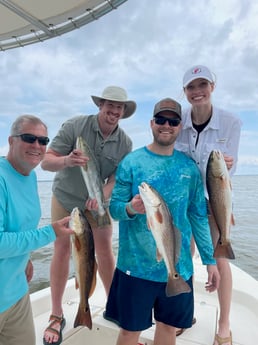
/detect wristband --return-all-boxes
[127,201,137,215]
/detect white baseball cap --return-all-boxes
[183,65,214,88]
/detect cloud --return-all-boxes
[0,0,258,176]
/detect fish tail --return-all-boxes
[96,211,111,227]
[165,274,192,297]
[213,241,235,259]
[74,305,92,329]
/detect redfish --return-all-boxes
[70,207,97,329]
[76,136,110,227]
[138,182,191,297]
[206,150,235,259]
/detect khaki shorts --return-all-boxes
[0,293,35,345]
[51,195,111,229]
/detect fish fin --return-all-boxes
[74,237,81,251]
[89,260,98,297]
[73,304,92,329]
[229,179,233,191]
[75,277,79,290]
[213,240,235,259]
[96,211,111,227]
[156,249,162,262]
[174,227,182,264]
[166,273,192,297]
[148,216,155,229]
[231,213,235,226]
[220,174,227,184]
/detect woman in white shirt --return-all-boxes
[175,65,242,345]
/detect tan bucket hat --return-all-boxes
[91,86,137,119]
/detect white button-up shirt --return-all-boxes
[175,106,242,196]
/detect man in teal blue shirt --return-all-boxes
[0,115,73,345]
[105,98,220,345]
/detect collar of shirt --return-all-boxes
[92,115,119,142]
[182,107,220,131]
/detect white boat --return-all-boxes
[31,254,258,345]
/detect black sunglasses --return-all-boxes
[154,116,181,127]
[13,133,50,146]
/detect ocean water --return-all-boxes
[30,175,258,293]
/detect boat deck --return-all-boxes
[31,257,258,345]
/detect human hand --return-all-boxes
[127,194,146,215]
[85,198,99,211]
[64,149,89,168]
[223,155,234,171]
[52,216,74,237]
[25,259,33,282]
[206,265,220,292]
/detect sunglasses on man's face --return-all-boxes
[154,116,181,127]
[13,133,50,146]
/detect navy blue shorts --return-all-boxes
[105,268,194,331]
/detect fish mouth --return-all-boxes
[211,150,222,158]
[139,182,161,207]
[139,182,150,194]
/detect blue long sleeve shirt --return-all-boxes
[110,147,216,283]
[0,158,56,313]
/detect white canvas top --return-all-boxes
[0,0,127,50]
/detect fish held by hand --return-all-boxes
[138,182,191,297]
[206,150,235,259]
[76,136,110,227]
[70,207,97,329]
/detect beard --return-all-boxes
[152,131,176,147]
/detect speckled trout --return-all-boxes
[76,136,110,227]
[206,150,235,259]
[70,207,97,329]
[138,182,191,297]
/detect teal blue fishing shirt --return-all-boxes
[110,147,216,282]
[0,158,56,313]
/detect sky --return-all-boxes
[0,0,258,180]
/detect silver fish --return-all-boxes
[70,207,97,329]
[206,150,235,259]
[76,136,110,227]
[138,182,191,297]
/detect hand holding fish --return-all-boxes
[205,265,220,293]
[52,216,74,237]
[126,194,145,215]
[207,150,235,259]
[76,137,111,226]
[85,198,99,211]
[64,149,89,168]
[223,154,234,171]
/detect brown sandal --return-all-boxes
[43,314,66,345]
[214,331,232,345]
